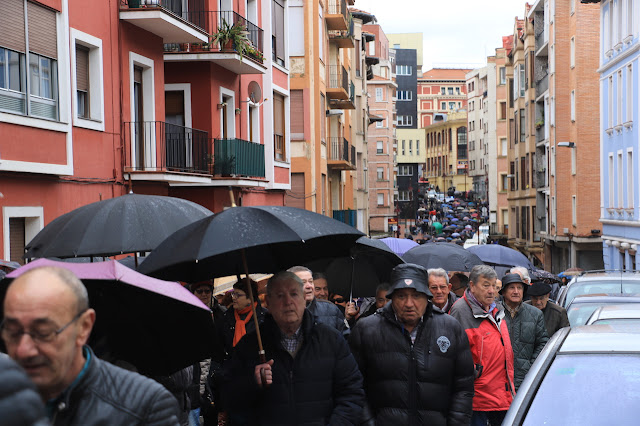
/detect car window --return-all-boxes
[565,281,640,306]
[592,318,640,326]
[523,354,640,425]
[567,303,602,326]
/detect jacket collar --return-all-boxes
[463,290,505,322]
[48,345,97,418]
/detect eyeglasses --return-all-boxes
[195,288,212,295]
[231,292,247,299]
[0,309,87,345]
[332,297,345,304]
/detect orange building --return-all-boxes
[417,68,470,128]
[0,0,287,263]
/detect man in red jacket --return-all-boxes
[450,265,515,426]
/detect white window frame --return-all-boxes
[377,193,384,206]
[129,52,156,170]
[520,64,525,97]
[608,76,614,129]
[220,86,236,139]
[609,153,615,207]
[377,167,384,180]
[628,148,634,209]
[2,206,44,262]
[618,150,624,208]
[618,69,623,126]
[627,64,633,124]
[318,6,324,60]
[376,140,383,154]
[570,90,575,122]
[499,67,506,85]
[376,87,383,101]
[572,195,577,226]
[71,29,105,131]
[570,37,575,68]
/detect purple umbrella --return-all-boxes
[4,258,215,375]
[380,237,419,256]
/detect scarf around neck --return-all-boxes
[233,303,257,347]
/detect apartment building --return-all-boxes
[418,68,470,128]
[589,0,639,269]
[287,0,371,232]
[0,0,287,262]
[424,111,469,194]
[466,66,490,200]
[364,22,397,236]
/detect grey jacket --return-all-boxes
[307,298,349,335]
[502,302,549,390]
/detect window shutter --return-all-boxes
[76,44,89,92]
[28,1,57,58]
[273,94,283,135]
[273,0,284,59]
[320,93,326,141]
[286,173,306,209]
[9,217,25,265]
[290,90,304,139]
[0,0,26,53]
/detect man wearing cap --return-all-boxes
[449,265,514,426]
[525,282,569,337]
[500,273,548,391]
[350,263,475,426]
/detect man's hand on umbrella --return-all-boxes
[255,359,274,387]
[345,301,359,320]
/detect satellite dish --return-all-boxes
[247,81,262,103]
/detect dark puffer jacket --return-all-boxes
[349,302,475,426]
[48,346,179,425]
[0,354,48,426]
[502,302,549,390]
[223,310,364,425]
[221,304,267,353]
[307,298,348,335]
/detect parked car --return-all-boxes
[566,294,640,326]
[556,271,640,307]
[585,303,640,325]
[502,324,640,425]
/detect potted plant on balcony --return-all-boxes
[535,119,544,130]
[210,20,250,58]
[214,154,236,177]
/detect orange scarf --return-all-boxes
[233,303,257,347]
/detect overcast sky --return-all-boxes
[357,0,529,71]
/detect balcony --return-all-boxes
[123,121,211,183]
[327,65,350,100]
[328,137,356,170]
[536,73,549,97]
[119,0,209,43]
[328,17,354,48]
[213,138,266,178]
[163,11,266,74]
[329,81,356,110]
[326,0,348,30]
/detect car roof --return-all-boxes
[560,324,640,352]
[589,303,640,320]
[570,272,640,283]
[568,294,640,305]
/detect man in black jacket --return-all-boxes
[350,263,475,426]
[224,271,364,425]
[2,266,180,425]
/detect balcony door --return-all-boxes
[134,66,145,170]
[165,90,188,171]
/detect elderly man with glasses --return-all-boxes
[1,266,179,425]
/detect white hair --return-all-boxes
[510,266,531,283]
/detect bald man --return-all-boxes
[1,266,180,425]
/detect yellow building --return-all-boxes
[386,33,424,75]
[424,112,470,192]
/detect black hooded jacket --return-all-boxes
[349,302,474,426]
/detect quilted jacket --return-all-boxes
[502,302,549,390]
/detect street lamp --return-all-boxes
[557,142,576,148]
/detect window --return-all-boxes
[570,0,575,14]
[401,140,405,155]
[273,92,286,160]
[290,90,304,140]
[499,67,506,85]
[520,64,525,97]
[272,0,285,67]
[398,165,412,175]
[71,28,105,131]
[627,65,633,123]
[608,76,613,129]
[441,87,446,95]
[441,102,446,110]
[570,37,575,68]
[520,109,526,142]
[570,90,575,121]
[513,66,519,100]
[375,87,383,101]
[377,193,384,206]
[396,65,412,75]
[609,154,614,207]
[376,119,383,128]
[0,0,59,120]
[376,141,383,154]
[416,140,420,156]
[409,140,413,155]
[448,102,456,110]
[456,87,460,95]
[75,45,89,118]
[398,190,411,201]
[618,70,623,126]
[499,101,507,120]
[501,174,508,191]
[628,150,634,208]
[377,167,384,180]
[618,151,624,208]
[627,0,634,39]
[448,87,454,95]
[318,7,324,60]
[397,115,412,126]
[397,90,412,101]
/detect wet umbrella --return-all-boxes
[403,242,484,272]
[380,237,419,256]
[138,205,365,283]
[24,193,212,261]
[306,237,404,297]
[451,232,461,238]
[466,244,534,277]
[471,213,479,218]
[533,268,562,284]
[1,259,215,376]
[431,222,443,233]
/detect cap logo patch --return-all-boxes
[437,336,451,353]
[404,279,413,286]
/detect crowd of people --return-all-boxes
[0,253,571,426]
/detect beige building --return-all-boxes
[424,111,470,193]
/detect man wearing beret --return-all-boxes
[500,274,548,391]
[350,263,475,426]
[525,282,569,337]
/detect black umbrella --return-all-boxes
[305,237,404,298]
[2,259,215,376]
[138,206,365,282]
[403,242,484,272]
[532,268,562,283]
[24,193,212,260]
